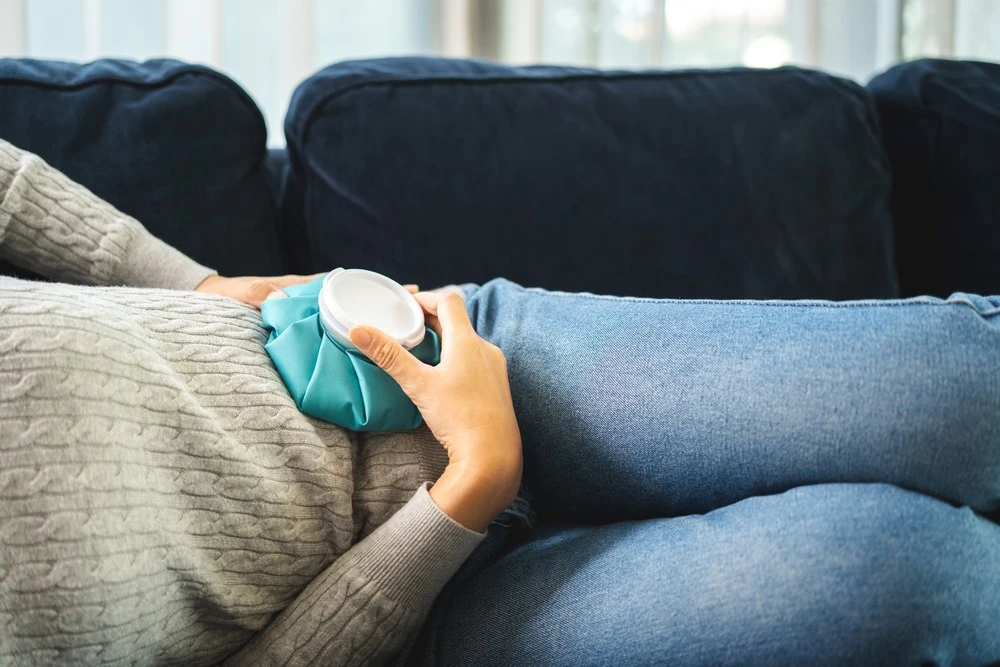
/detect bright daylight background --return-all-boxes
[1,0,998,146]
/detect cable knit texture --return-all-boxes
[0,140,482,666]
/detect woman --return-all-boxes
[0,138,997,666]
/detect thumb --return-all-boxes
[349,326,424,389]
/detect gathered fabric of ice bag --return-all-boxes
[260,270,440,431]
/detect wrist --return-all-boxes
[429,458,521,533]
[195,274,224,291]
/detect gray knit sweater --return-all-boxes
[0,139,483,666]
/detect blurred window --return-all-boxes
[1,0,997,145]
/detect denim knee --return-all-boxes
[760,484,1000,665]
[463,280,1000,517]
[423,484,1000,666]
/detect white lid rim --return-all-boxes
[318,268,426,351]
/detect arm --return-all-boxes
[349,290,524,534]
[226,483,483,666]
[0,139,214,289]
[232,291,522,665]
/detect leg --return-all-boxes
[417,484,1000,666]
[466,279,1000,521]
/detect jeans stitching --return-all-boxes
[492,280,997,313]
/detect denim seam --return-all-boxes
[507,282,997,313]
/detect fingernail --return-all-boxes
[265,290,287,301]
[350,327,372,349]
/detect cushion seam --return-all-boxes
[876,70,1000,133]
[293,65,851,150]
[292,66,866,250]
[924,83,1000,134]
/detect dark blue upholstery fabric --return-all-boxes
[868,59,1000,298]
[285,57,898,299]
[0,58,288,278]
[264,148,290,215]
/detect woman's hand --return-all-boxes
[349,291,523,533]
[196,274,421,310]
[195,274,323,309]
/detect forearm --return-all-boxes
[226,483,484,666]
[0,139,215,289]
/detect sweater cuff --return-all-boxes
[115,230,217,290]
[360,482,485,608]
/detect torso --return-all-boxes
[0,278,430,664]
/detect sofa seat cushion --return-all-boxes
[285,57,898,299]
[0,58,287,277]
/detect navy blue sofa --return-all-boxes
[2,52,1000,644]
[1,56,998,302]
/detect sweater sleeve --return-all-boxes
[0,139,216,289]
[226,483,484,667]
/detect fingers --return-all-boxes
[413,290,443,315]
[413,291,474,364]
[422,312,443,337]
[263,288,287,302]
[270,273,325,289]
[414,292,443,336]
[434,291,475,339]
[404,284,420,294]
[414,290,467,318]
[246,280,285,307]
[414,291,473,336]
[247,274,322,308]
[349,325,426,392]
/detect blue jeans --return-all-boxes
[412,279,1000,665]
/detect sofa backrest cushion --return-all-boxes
[284,57,898,299]
[868,58,1000,298]
[0,58,287,278]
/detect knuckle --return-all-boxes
[373,341,404,373]
[247,279,270,297]
[441,292,466,313]
[441,291,462,305]
[369,339,392,362]
[485,341,506,362]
